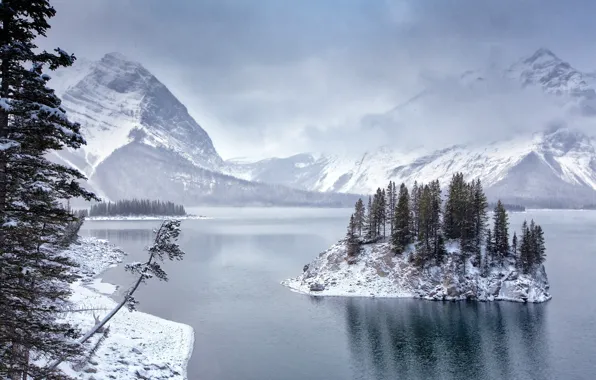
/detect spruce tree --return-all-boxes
[459,183,476,273]
[492,200,510,263]
[386,181,397,235]
[392,183,411,254]
[511,231,518,267]
[485,228,495,271]
[534,224,546,265]
[353,198,365,237]
[429,180,444,264]
[380,188,387,237]
[443,173,468,241]
[471,179,488,265]
[364,196,373,239]
[410,181,419,237]
[0,1,98,378]
[519,220,532,273]
[346,214,360,258]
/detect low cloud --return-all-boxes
[41,0,596,159]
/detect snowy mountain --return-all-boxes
[227,49,596,208]
[52,52,222,176]
[50,53,358,206]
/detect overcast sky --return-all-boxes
[43,0,596,159]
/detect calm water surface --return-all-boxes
[81,208,596,380]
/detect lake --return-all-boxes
[81,208,596,380]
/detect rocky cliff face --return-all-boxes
[282,240,551,303]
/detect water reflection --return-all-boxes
[345,299,551,380]
[83,227,153,242]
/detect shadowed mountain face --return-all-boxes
[91,142,359,207]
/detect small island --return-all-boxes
[282,174,551,303]
[78,199,209,221]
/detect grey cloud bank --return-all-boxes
[42,0,596,159]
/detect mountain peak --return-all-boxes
[103,52,130,61]
[99,52,144,69]
[524,48,560,65]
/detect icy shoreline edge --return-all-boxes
[282,240,551,304]
[62,237,195,379]
[85,215,211,221]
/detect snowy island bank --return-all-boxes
[282,239,551,303]
[282,175,551,303]
[60,238,194,379]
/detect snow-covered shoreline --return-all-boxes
[59,237,195,379]
[282,240,551,303]
[85,215,211,221]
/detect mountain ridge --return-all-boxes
[225,48,596,207]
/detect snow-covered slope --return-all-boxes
[91,142,360,206]
[228,49,596,207]
[282,239,551,303]
[51,52,222,177]
[60,237,193,379]
[507,48,596,112]
[49,53,358,206]
[230,128,596,207]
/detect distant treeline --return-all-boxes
[488,202,525,212]
[80,199,187,217]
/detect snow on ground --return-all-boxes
[282,239,551,303]
[58,237,194,379]
[85,215,211,221]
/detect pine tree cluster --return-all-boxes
[346,174,547,275]
[89,199,186,217]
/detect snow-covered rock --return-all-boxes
[57,237,194,379]
[282,240,551,303]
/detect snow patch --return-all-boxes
[59,237,194,379]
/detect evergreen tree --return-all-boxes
[380,188,387,237]
[443,173,466,240]
[364,196,374,239]
[534,224,546,265]
[492,200,510,262]
[410,181,419,237]
[511,231,518,266]
[392,183,411,254]
[471,179,488,266]
[429,180,444,264]
[485,228,495,271]
[519,220,533,273]
[346,214,360,258]
[353,198,365,236]
[386,181,397,235]
[459,183,476,273]
[0,1,98,377]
